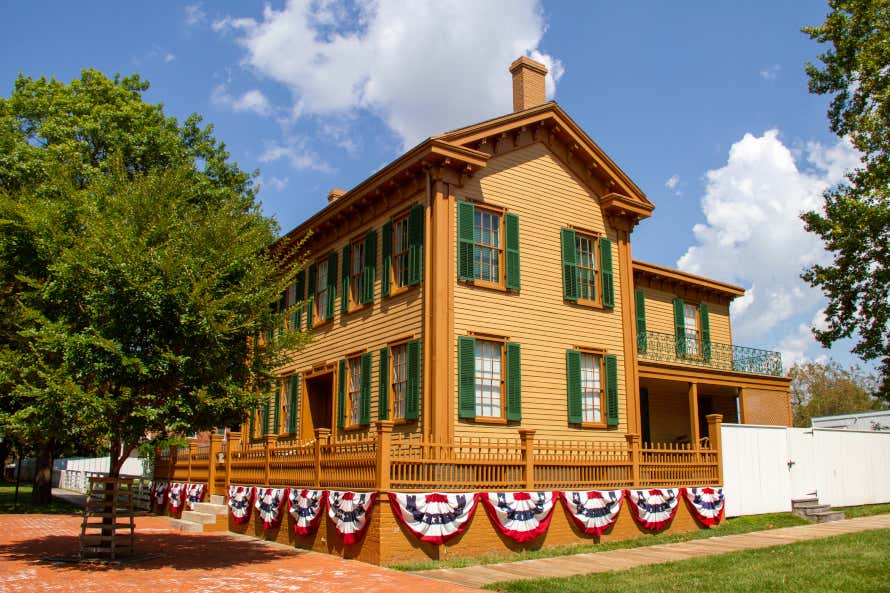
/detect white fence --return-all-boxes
[722,423,890,517]
[55,456,151,494]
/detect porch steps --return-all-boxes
[168,500,229,533]
[791,497,846,523]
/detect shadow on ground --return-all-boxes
[0,531,305,571]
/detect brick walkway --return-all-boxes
[0,514,484,593]
[414,514,890,589]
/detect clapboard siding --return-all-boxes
[453,142,628,442]
[641,287,732,346]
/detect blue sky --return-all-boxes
[2,1,866,370]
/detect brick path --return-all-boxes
[415,514,890,589]
[0,514,483,593]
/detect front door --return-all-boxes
[301,372,334,441]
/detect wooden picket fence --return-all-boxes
[153,415,723,493]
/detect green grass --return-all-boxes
[0,482,81,514]
[390,512,808,571]
[836,502,890,518]
[485,529,890,593]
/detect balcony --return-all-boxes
[637,330,784,377]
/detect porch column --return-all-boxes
[688,382,700,444]
[608,216,640,435]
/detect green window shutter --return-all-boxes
[360,352,372,425]
[337,359,347,428]
[363,229,377,304]
[249,406,256,440]
[560,228,579,300]
[326,251,337,320]
[262,397,271,435]
[505,213,520,290]
[307,264,317,325]
[457,201,475,281]
[381,221,392,297]
[673,298,686,356]
[378,347,390,420]
[600,237,614,308]
[700,302,711,361]
[457,336,476,418]
[407,204,424,286]
[605,354,619,427]
[341,244,351,314]
[273,381,281,433]
[566,350,582,424]
[288,374,300,433]
[406,339,421,420]
[505,342,521,421]
[294,270,306,330]
[635,289,647,354]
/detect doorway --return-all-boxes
[301,372,334,441]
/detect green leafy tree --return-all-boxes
[0,71,306,503]
[790,359,885,427]
[801,0,890,399]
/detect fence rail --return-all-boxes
[638,330,783,376]
[154,415,724,494]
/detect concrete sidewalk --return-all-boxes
[412,514,890,589]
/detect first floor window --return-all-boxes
[347,356,362,426]
[391,343,408,419]
[475,339,503,417]
[580,353,604,424]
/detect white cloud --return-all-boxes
[163,53,176,63]
[760,64,781,80]
[665,174,681,194]
[261,176,289,191]
[677,130,861,359]
[259,143,332,173]
[184,4,207,26]
[211,85,273,116]
[212,0,562,148]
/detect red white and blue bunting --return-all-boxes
[255,487,290,529]
[482,492,557,543]
[390,492,480,545]
[327,491,376,545]
[561,490,624,536]
[185,483,205,511]
[288,489,326,536]
[152,481,168,508]
[625,488,680,531]
[683,487,725,526]
[228,485,255,525]
[168,482,186,514]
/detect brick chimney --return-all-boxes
[509,56,548,112]
[327,188,347,203]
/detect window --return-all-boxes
[475,339,504,418]
[315,260,329,322]
[393,215,410,289]
[474,209,502,284]
[390,343,408,420]
[580,353,604,424]
[350,239,365,309]
[575,234,598,303]
[347,356,362,427]
[684,302,700,356]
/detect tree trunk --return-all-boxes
[31,441,54,505]
[0,440,10,476]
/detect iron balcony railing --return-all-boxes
[637,330,784,377]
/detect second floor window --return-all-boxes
[575,234,598,303]
[393,215,410,289]
[561,227,614,307]
[350,239,364,308]
[474,208,502,283]
[316,260,329,321]
[684,302,700,356]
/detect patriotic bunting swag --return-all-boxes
[684,487,725,526]
[168,482,186,514]
[626,488,680,531]
[185,483,205,511]
[390,492,480,545]
[327,491,376,545]
[288,489,326,536]
[482,492,557,543]
[561,490,624,536]
[152,481,168,509]
[228,485,255,525]
[255,487,289,529]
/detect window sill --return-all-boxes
[387,284,419,299]
[460,279,510,293]
[341,424,369,432]
[392,418,416,426]
[312,318,334,329]
[580,421,608,429]
[473,416,508,425]
[347,303,370,315]
[574,298,604,309]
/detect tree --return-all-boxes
[790,359,885,427]
[801,0,890,399]
[0,71,306,503]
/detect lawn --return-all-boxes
[391,512,808,571]
[837,502,890,518]
[0,481,81,514]
[485,529,890,593]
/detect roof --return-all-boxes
[632,260,746,300]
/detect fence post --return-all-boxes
[519,429,536,490]
[626,433,641,488]
[263,434,277,486]
[706,414,724,486]
[375,420,394,491]
[187,442,197,482]
[208,433,223,495]
[225,432,240,494]
[314,428,330,488]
